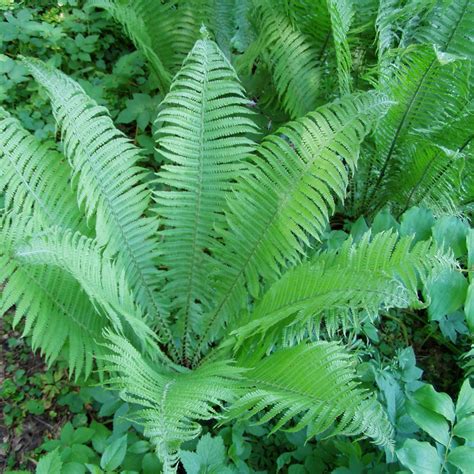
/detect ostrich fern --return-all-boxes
[0,3,471,471]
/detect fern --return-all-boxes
[194,91,391,361]
[102,332,243,471]
[226,342,394,448]
[0,108,82,230]
[230,232,451,355]
[1,12,469,470]
[23,58,175,353]
[358,45,471,215]
[0,215,107,379]
[415,0,474,63]
[154,36,258,362]
[242,4,322,118]
[328,0,354,95]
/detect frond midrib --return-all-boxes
[181,45,210,363]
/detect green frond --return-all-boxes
[231,231,454,353]
[226,342,394,448]
[328,0,354,95]
[23,58,174,350]
[85,0,174,90]
[154,38,258,361]
[269,0,332,58]
[14,228,159,356]
[391,141,470,216]
[248,5,322,118]
[415,0,474,63]
[102,332,243,472]
[361,45,471,213]
[0,108,82,230]
[375,0,435,65]
[0,215,107,379]
[193,91,391,363]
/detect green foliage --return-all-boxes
[397,380,474,473]
[1,0,474,472]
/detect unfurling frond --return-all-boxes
[23,58,173,350]
[102,332,243,473]
[226,342,394,448]
[194,91,391,362]
[154,37,258,361]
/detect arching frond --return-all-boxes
[154,37,258,361]
[360,45,470,214]
[14,228,159,357]
[85,0,174,90]
[0,215,107,379]
[415,0,474,63]
[226,342,394,448]
[102,332,243,473]
[23,58,173,351]
[0,108,82,230]
[231,232,453,352]
[328,0,354,95]
[193,91,391,363]
[247,5,322,118]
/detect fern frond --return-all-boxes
[232,232,453,352]
[0,215,107,379]
[154,37,258,362]
[0,108,82,230]
[102,332,243,472]
[415,0,474,63]
[23,58,174,351]
[14,228,159,356]
[328,0,354,95]
[193,91,391,363]
[248,5,322,118]
[85,0,174,90]
[361,45,470,213]
[226,342,394,448]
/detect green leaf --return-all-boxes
[406,399,450,445]
[100,434,128,471]
[400,207,434,242]
[427,269,468,321]
[63,462,86,474]
[453,415,474,441]
[465,283,474,334]
[448,446,474,473]
[413,384,455,422]
[372,208,399,235]
[61,422,75,446]
[36,448,63,474]
[180,434,226,474]
[141,453,162,474]
[128,440,150,454]
[350,216,369,243]
[90,422,112,454]
[397,439,441,474]
[456,379,474,419]
[433,215,469,258]
[73,427,95,444]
